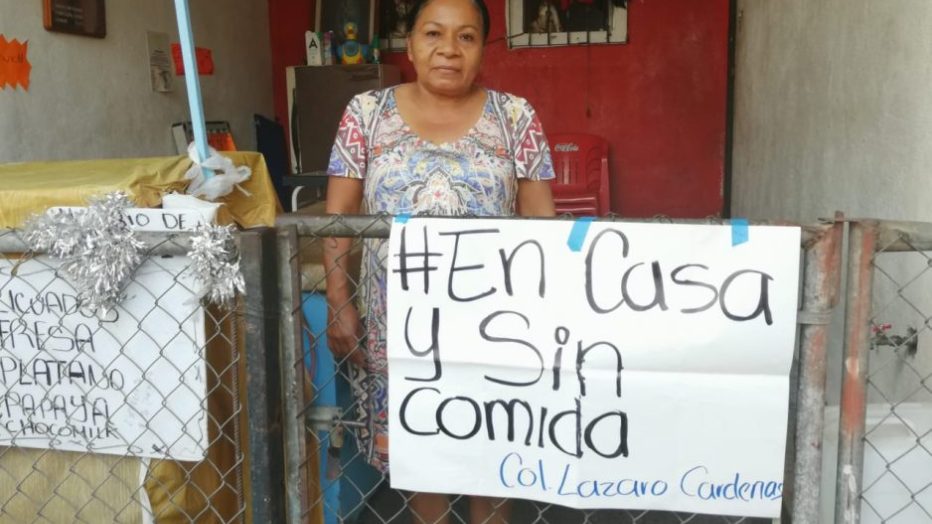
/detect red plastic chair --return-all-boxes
[547,133,611,216]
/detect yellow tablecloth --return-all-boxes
[0,152,281,228]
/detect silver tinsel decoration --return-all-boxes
[188,223,245,308]
[23,192,145,314]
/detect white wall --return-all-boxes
[0,0,273,162]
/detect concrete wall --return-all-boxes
[732,0,932,223]
[0,0,273,162]
[733,0,932,398]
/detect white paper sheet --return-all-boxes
[0,256,207,460]
[387,218,800,518]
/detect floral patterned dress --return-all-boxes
[327,86,555,472]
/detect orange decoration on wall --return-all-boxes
[170,43,214,76]
[0,35,31,91]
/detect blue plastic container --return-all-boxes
[301,292,382,523]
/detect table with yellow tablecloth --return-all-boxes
[0,152,287,524]
[0,152,281,229]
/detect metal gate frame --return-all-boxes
[836,220,932,524]
[275,215,844,524]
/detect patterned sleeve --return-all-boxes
[327,95,368,179]
[510,97,556,181]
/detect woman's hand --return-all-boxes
[327,301,366,367]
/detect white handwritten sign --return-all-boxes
[51,206,215,232]
[0,256,207,460]
[387,218,800,518]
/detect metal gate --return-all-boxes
[275,215,844,524]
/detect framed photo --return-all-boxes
[507,0,627,48]
[316,0,376,47]
[43,0,106,38]
[379,0,415,51]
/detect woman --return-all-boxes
[324,0,556,521]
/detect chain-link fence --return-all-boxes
[276,214,844,524]
[20,213,916,523]
[0,227,283,524]
[836,220,932,524]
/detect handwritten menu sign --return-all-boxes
[0,255,207,460]
[387,218,800,518]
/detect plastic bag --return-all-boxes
[183,142,252,201]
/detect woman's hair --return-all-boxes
[405,0,491,41]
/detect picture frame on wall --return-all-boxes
[379,0,415,51]
[43,0,106,38]
[316,0,376,47]
[507,0,627,48]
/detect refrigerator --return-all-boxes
[286,64,401,175]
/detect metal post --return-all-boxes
[239,229,286,523]
[835,220,878,524]
[792,218,843,523]
[278,225,307,524]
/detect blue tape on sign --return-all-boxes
[395,214,411,224]
[732,218,749,246]
[567,217,595,252]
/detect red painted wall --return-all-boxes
[269,0,729,218]
[268,0,315,136]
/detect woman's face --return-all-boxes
[407,0,484,97]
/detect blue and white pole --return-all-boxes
[173,0,213,179]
